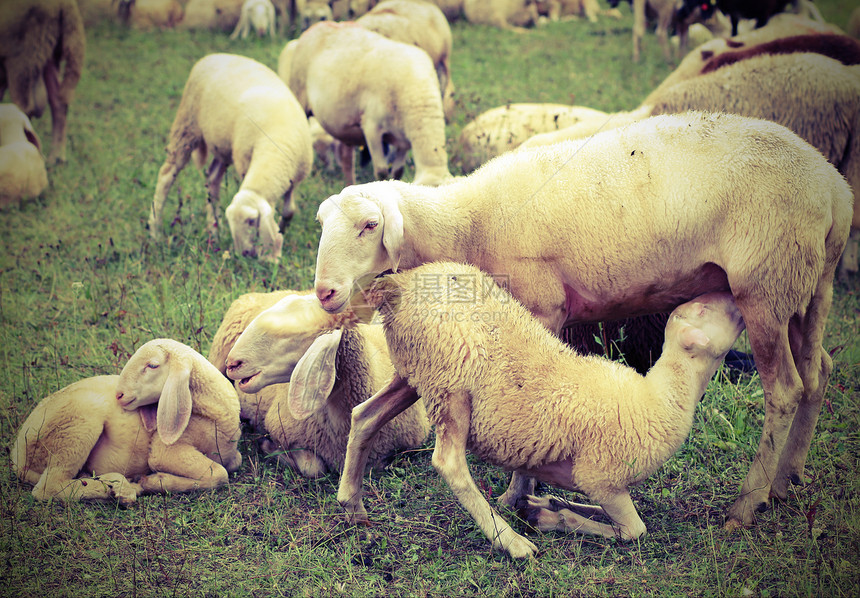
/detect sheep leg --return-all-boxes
[337,142,356,186]
[771,281,834,501]
[278,186,296,232]
[433,389,537,558]
[656,11,674,63]
[205,158,228,234]
[150,148,193,239]
[524,492,646,540]
[142,443,230,494]
[497,471,536,509]
[631,0,647,62]
[33,469,142,506]
[42,59,67,164]
[337,375,419,523]
[725,310,803,529]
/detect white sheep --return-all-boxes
[313,111,853,532]
[207,290,430,477]
[127,0,185,29]
[341,262,745,557]
[0,0,85,164]
[283,22,451,186]
[463,0,539,31]
[179,0,245,31]
[523,51,860,278]
[230,0,277,38]
[0,103,48,208]
[149,53,313,262]
[12,339,242,504]
[356,0,456,120]
[296,0,333,30]
[457,103,608,172]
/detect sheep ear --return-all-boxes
[156,357,194,445]
[377,192,404,271]
[679,326,710,351]
[287,329,343,420]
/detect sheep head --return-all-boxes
[115,339,194,446]
[663,292,745,365]
[225,294,358,393]
[225,190,284,262]
[314,182,404,312]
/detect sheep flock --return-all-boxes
[2,0,859,592]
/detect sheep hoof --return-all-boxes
[723,517,748,533]
[499,533,538,559]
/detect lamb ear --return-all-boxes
[24,127,42,152]
[287,329,343,420]
[679,326,710,351]
[156,356,193,445]
[377,192,404,271]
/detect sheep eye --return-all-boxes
[361,221,378,235]
[146,363,159,370]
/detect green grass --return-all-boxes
[2,3,859,596]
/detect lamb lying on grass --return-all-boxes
[341,262,746,558]
[12,339,242,505]
[217,291,430,477]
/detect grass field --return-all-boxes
[1,2,859,596]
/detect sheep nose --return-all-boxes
[316,286,335,305]
[115,391,124,402]
[225,358,242,373]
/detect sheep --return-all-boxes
[313,111,853,532]
[230,0,277,38]
[207,288,297,429]
[283,22,452,186]
[424,0,463,21]
[179,0,245,31]
[356,0,456,120]
[149,53,313,262]
[620,0,719,63]
[463,0,539,31]
[715,0,798,36]
[12,339,242,504]
[0,103,48,208]
[127,0,185,29]
[296,0,333,30]
[0,0,85,165]
[457,103,608,173]
[209,291,430,477]
[340,262,746,557]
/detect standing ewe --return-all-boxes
[356,0,456,120]
[314,111,853,531]
[149,53,313,262]
[343,262,745,557]
[283,22,451,186]
[12,339,242,504]
[0,103,48,208]
[209,291,430,477]
[0,0,85,164]
[230,0,277,38]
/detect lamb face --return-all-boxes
[664,291,746,362]
[115,343,172,409]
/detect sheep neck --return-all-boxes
[397,188,473,268]
[640,349,721,452]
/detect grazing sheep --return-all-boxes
[284,22,451,186]
[213,291,430,477]
[463,0,539,31]
[0,0,85,164]
[342,262,745,557]
[314,111,853,531]
[12,339,242,504]
[230,0,277,38]
[0,103,48,208]
[457,103,608,172]
[356,0,456,120]
[149,53,313,262]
